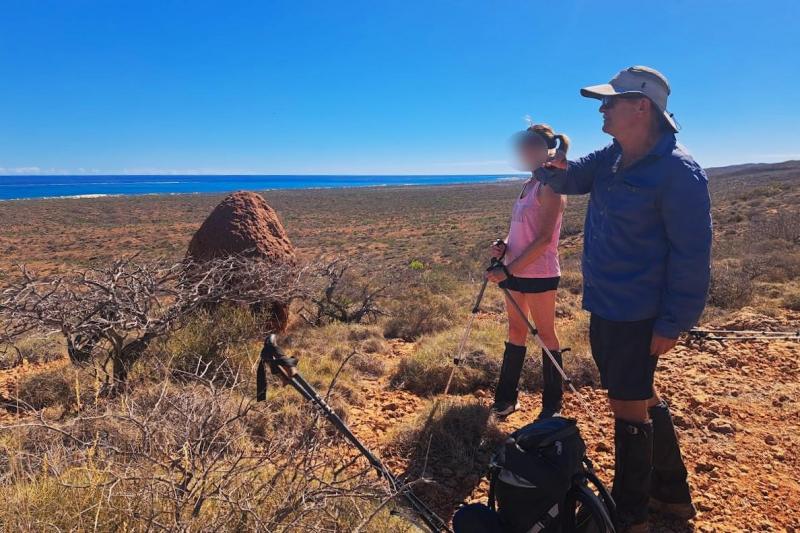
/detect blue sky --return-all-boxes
[1,0,798,175]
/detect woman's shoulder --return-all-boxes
[537,179,565,200]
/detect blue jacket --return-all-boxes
[536,133,712,339]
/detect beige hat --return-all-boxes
[581,65,679,132]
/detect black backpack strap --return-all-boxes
[487,467,499,511]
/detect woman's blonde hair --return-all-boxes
[527,123,570,153]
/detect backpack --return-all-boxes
[453,417,616,533]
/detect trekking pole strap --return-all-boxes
[257,335,300,401]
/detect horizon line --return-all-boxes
[1,158,798,178]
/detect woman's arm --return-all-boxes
[506,185,564,275]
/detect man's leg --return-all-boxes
[609,399,653,531]
[647,389,696,519]
[591,315,656,532]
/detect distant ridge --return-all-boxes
[704,160,800,177]
[702,159,799,196]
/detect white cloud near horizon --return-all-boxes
[0,166,42,174]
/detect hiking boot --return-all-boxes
[613,419,653,528]
[648,498,697,520]
[490,400,521,418]
[649,400,693,513]
[493,342,526,417]
[537,347,566,419]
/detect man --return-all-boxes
[535,66,712,531]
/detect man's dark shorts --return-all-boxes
[589,314,658,401]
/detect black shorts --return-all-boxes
[589,314,658,401]
[499,276,560,294]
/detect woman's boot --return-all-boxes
[537,347,565,419]
[491,342,526,417]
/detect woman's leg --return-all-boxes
[523,289,559,350]
[524,289,563,417]
[492,290,530,414]
[505,290,530,346]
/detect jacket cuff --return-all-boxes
[533,167,554,182]
[653,319,681,340]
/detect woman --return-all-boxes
[485,124,569,419]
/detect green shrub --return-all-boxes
[391,320,506,395]
[409,259,425,270]
[165,305,261,384]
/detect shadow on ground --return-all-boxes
[392,399,506,521]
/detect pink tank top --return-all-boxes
[504,179,562,278]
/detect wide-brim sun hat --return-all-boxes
[581,65,679,132]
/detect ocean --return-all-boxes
[0,174,524,201]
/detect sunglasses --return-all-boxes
[600,93,644,109]
[514,130,550,150]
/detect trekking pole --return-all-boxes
[443,239,506,395]
[257,335,452,533]
[688,328,800,341]
[497,284,591,412]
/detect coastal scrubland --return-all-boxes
[1,161,799,531]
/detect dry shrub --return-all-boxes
[383,289,459,341]
[753,211,800,244]
[709,261,754,309]
[0,334,63,370]
[560,269,583,295]
[391,320,506,395]
[15,369,73,411]
[13,365,97,413]
[782,287,800,311]
[753,249,800,283]
[0,255,304,391]
[393,317,598,397]
[350,352,387,377]
[299,259,386,326]
[385,398,505,519]
[0,374,416,531]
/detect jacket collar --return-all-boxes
[612,132,675,158]
[611,132,676,172]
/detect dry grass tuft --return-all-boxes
[385,397,505,519]
[383,289,460,341]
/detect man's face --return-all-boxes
[599,95,648,137]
